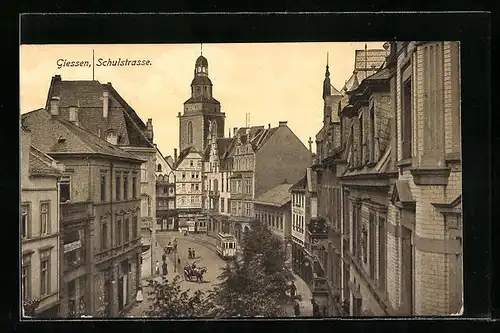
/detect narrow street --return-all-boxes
[125,231,227,317]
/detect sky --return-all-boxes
[20,42,385,157]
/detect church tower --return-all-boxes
[178,48,226,153]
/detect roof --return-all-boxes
[174,146,201,168]
[21,109,145,163]
[290,167,317,193]
[354,49,387,72]
[254,183,293,207]
[195,55,208,67]
[29,145,63,177]
[156,146,174,169]
[203,137,233,161]
[342,49,387,91]
[45,76,153,148]
[290,174,307,191]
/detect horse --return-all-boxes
[193,267,207,283]
[183,266,194,281]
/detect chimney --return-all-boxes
[102,91,109,118]
[49,97,60,118]
[174,149,178,164]
[69,105,79,125]
[177,112,181,118]
[233,127,237,137]
[145,118,154,142]
[279,121,288,127]
[54,75,61,81]
[228,129,231,138]
[268,124,271,129]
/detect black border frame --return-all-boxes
[6,11,493,333]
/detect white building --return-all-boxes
[174,146,204,229]
[20,123,64,317]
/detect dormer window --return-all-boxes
[106,131,118,145]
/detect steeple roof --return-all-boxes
[195,55,208,67]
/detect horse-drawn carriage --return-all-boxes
[183,264,207,283]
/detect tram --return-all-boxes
[216,233,237,260]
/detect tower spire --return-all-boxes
[201,43,203,55]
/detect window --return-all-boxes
[369,106,375,162]
[132,217,138,239]
[116,220,122,246]
[60,176,71,202]
[101,220,108,250]
[195,184,199,191]
[191,184,194,193]
[40,202,50,236]
[100,174,107,202]
[40,251,51,296]
[362,224,368,264]
[221,198,225,213]
[245,179,252,194]
[132,176,137,198]
[141,163,147,183]
[187,121,193,144]
[378,216,387,292]
[190,160,194,167]
[21,203,30,239]
[359,115,364,165]
[106,131,118,145]
[123,175,128,200]
[124,218,130,243]
[22,255,31,301]
[115,174,121,200]
[245,203,251,217]
[157,164,162,172]
[369,212,376,278]
[402,75,413,159]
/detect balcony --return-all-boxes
[307,217,328,240]
[209,190,220,198]
[61,202,92,223]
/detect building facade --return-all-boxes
[44,75,157,279]
[289,168,318,290]
[174,147,204,228]
[254,183,293,243]
[228,122,312,244]
[21,124,63,317]
[23,105,144,317]
[203,122,234,236]
[310,42,462,317]
[155,147,176,231]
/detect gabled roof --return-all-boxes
[391,180,415,205]
[254,183,293,207]
[156,146,174,169]
[29,145,63,177]
[229,125,280,155]
[329,84,342,96]
[174,146,202,169]
[21,109,145,163]
[203,137,233,161]
[45,76,153,148]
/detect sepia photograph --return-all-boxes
[19,41,463,319]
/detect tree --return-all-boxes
[210,220,299,317]
[145,275,215,318]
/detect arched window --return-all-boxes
[157,164,162,172]
[106,130,117,145]
[212,120,217,135]
[187,121,193,144]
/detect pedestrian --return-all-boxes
[290,282,296,297]
[188,248,192,259]
[294,302,301,316]
[177,257,181,270]
[155,261,160,276]
[192,249,196,259]
[162,261,168,276]
[311,299,320,317]
[162,252,167,263]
